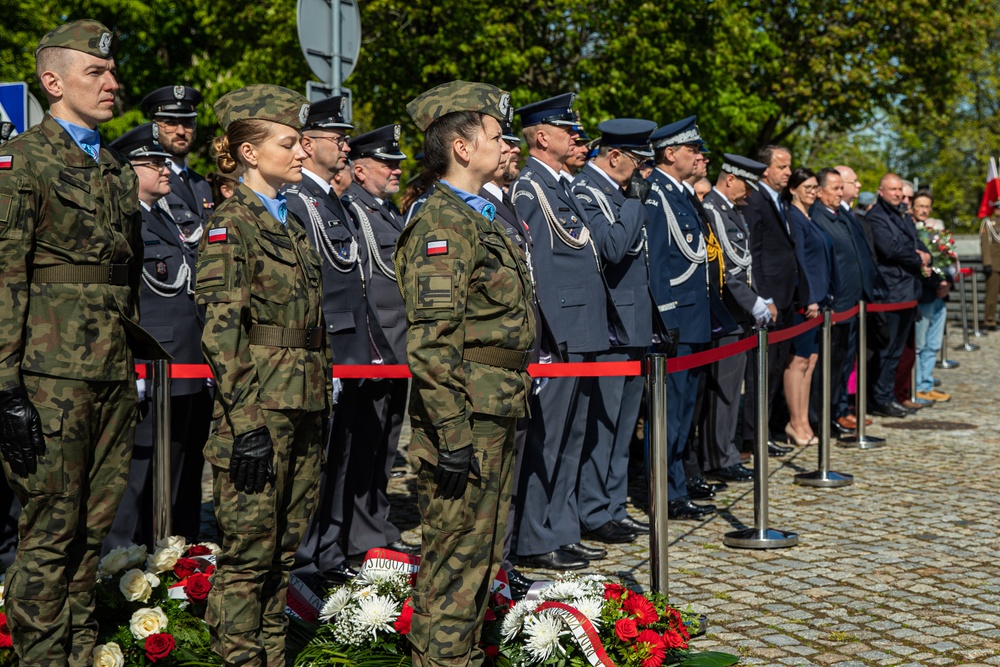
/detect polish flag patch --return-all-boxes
[208,228,228,244]
[0,156,12,170]
[426,240,448,256]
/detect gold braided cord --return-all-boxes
[704,227,725,293]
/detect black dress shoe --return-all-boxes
[617,515,650,534]
[386,539,421,556]
[583,521,636,544]
[832,420,855,435]
[767,441,792,457]
[518,549,588,571]
[667,497,716,520]
[871,401,908,418]
[561,542,607,559]
[506,568,536,600]
[687,476,717,500]
[707,464,754,482]
[322,562,359,585]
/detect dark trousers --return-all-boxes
[694,335,747,473]
[516,352,593,556]
[894,328,916,404]
[105,388,211,551]
[743,305,794,444]
[579,347,645,531]
[871,308,916,405]
[662,343,703,501]
[832,320,858,419]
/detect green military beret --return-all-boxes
[213,84,310,131]
[35,19,114,59]
[407,80,512,132]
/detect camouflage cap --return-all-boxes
[407,80,512,132]
[35,19,114,59]
[213,84,310,131]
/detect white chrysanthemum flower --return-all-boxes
[573,596,604,628]
[354,594,399,639]
[501,599,535,642]
[319,586,352,622]
[523,613,569,663]
[356,568,394,586]
[538,579,586,603]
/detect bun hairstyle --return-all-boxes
[212,119,273,174]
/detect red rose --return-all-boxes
[604,583,626,600]
[634,629,666,667]
[615,618,640,642]
[186,544,212,557]
[173,557,200,580]
[484,609,496,621]
[185,572,212,603]
[145,633,176,662]
[662,629,687,649]
[395,598,414,634]
[483,644,499,659]
[0,612,12,648]
[205,565,216,576]
[622,593,658,625]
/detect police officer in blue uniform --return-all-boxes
[283,97,398,583]
[105,123,209,548]
[571,119,664,544]
[644,117,717,521]
[342,125,418,557]
[141,86,214,239]
[510,95,612,571]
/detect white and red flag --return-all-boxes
[978,156,999,219]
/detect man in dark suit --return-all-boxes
[742,145,808,450]
[510,94,610,570]
[571,119,661,545]
[643,116,718,521]
[699,155,775,487]
[105,123,209,549]
[141,86,214,240]
[342,125,417,558]
[865,173,929,418]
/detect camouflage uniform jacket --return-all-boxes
[195,182,331,440]
[395,185,535,452]
[0,114,161,391]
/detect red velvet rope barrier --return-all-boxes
[133,300,917,380]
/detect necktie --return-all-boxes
[178,169,197,207]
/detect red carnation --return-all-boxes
[395,598,414,634]
[483,644,499,659]
[173,557,200,580]
[604,583,626,600]
[0,612,12,648]
[185,572,212,603]
[634,629,667,667]
[186,544,212,557]
[615,618,640,642]
[484,608,496,621]
[662,629,687,649]
[622,593,658,625]
[145,633,176,662]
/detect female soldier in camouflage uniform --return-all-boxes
[194,84,331,666]
[396,81,536,667]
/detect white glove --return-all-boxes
[752,297,773,328]
[136,378,146,402]
[332,377,343,405]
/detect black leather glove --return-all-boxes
[984,265,993,279]
[625,174,652,202]
[229,426,274,494]
[434,445,480,501]
[654,328,680,358]
[0,386,45,477]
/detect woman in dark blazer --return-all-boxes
[781,168,835,445]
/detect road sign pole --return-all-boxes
[332,0,342,95]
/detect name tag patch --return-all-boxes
[208,228,228,244]
[426,240,448,256]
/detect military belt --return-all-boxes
[248,324,324,350]
[462,346,531,372]
[32,264,130,285]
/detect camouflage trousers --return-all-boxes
[1,372,136,667]
[204,408,322,667]
[410,414,515,667]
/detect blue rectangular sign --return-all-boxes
[0,82,29,134]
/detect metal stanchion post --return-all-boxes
[937,323,959,369]
[152,359,172,544]
[973,269,986,337]
[838,301,885,449]
[909,359,918,404]
[645,353,670,595]
[724,328,798,549]
[796,310,853,487]
[956,273,979,351]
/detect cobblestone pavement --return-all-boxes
[200,330,1000,665]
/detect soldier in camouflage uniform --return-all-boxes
[196,84,331,667]
[0,20,166,665]
[397,81,535,667]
